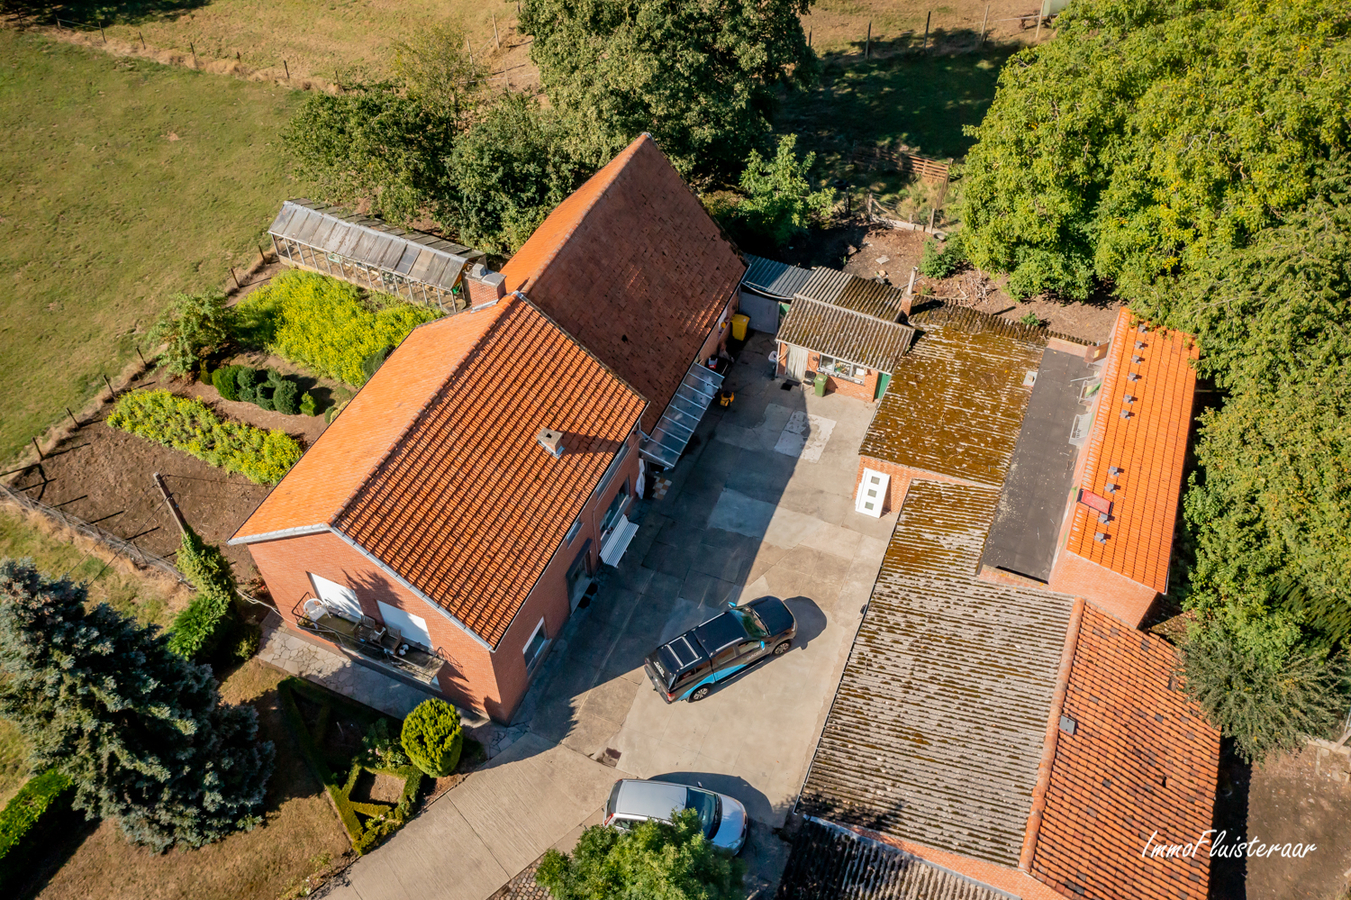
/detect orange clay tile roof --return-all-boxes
[1065,309,1198,592]
[1028,605,1220,900]
[233,305,504,542]
[501,134,745,436]
[234,296,646,648]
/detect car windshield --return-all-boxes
[684,789,720,837]
[733,608,768,639]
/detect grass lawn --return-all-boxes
[30,659,351,900]
[0,506,193,807]
[0,30,296,465]
[62,0,517,83]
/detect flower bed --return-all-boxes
[107,390,301,485]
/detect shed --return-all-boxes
[268,199,491,312]
[738,254,812,334]
[774,267,916,402]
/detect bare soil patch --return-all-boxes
[1245,745,1351,900]
[349,771,406,806]
[800,222,1121,345]
[6,368,329,581]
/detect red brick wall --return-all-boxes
[246,530,500,715]
[1048,549,1157,629]
[696,292,737,364]
[245,428,643,723]
[854,456,981,516]
[773,346,881,400]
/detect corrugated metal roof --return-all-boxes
[778,297,915,373]
[776,819,1014,900]
[269,199,485,289]
[794,266,851,305]
[741,254,813,300]
[799,481,1075,867]
[835,277,909,321]
[860,306,1047,487]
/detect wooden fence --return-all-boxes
[0,479,189,585]
[852,147,952,183]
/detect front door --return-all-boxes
[784,344,809,381]
[566,540,593,611]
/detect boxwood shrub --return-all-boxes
[167,527,237,661]
[107,389,301,484]
[400,699,463,777]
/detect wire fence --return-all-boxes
[0,479,189,586]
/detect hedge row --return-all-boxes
[0,771,74,889]
[107,390,301,484]
[210,365,314,416]
[238,270,436,386]
[277,678,424,856]
[167,527,237,661]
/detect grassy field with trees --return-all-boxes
[0,30,296,465]
[957,0,1351,761]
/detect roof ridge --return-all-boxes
[505,135,649,290]
[329,301,512,527]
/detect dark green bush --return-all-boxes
[0,770,74,889]
[213,365,243,401]
[400,698,463,777]
[919,238,962,279]
[361,346,393,384]
[299,392,318,417]
[272,379,300,415]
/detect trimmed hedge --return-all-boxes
[167,527,237,661]
[0,770,74,889]
[107,389,301,484]
[277,678,424,856]
[401,699,463,777]
[238,270,436,386]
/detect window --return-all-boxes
[818,355,867,384]
[564,518,582,544]
[601,480,630,536]
[309,573,363,620]
[523,619,549,672]
[711,644,739,669]
[376,600,433,650]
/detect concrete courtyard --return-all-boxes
[323,333,897,900]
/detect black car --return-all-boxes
[643,596,797,703]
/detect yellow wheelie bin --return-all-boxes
[731,313,750,341]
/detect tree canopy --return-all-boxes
[958,0,1351,301]
[536,809,744,900]
[519,0,816,180]
[0,561,273,851]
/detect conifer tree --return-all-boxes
[0,560,274,851]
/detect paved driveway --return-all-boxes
[324,334,897,899]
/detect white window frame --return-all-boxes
[593,440,631,497]
[819,355,867,384]
[523,618,549,672]
[564,518,583,544]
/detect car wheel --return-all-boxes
[689,686,711,702]
[773,640,791,656]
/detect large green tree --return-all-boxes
[0,561,273,851]
[519,0,817,180]
[536,810,744,900]
[959,0,1351,301]
[445,95,590,253]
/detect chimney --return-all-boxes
[901,267,918,317]
[537,428,564,458]
[464,263,507,309]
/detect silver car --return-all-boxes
[602,778,748,853]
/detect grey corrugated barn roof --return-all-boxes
[741,254,813,300]
[860,306,1047,486]
[796,267,912,320]
[799,480,1075,867]
[777,819,1014,900]
[778,297,916,374]
[269,199,485,291]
